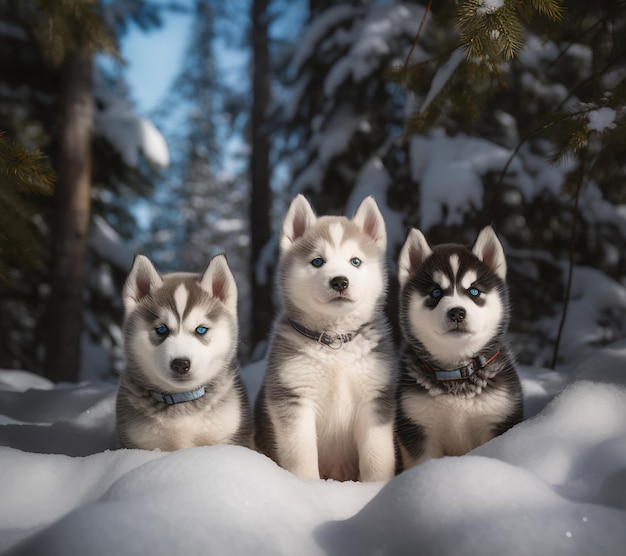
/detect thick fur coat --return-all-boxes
[255,195,397,482]
[395,227,523,470]
[116,254,252,451]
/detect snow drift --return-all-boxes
[1,341,626,555]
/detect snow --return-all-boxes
[587,107,616,132]
[347,157,408,263]
[476,0,505,16]
[290,4,359,76]
[89,215,134,272]
[94,73,170,169]
[290,3,424,104]
[2,340,626,555]
[536,265,626,364]
[410,129,522,230]
[322,4,425,97]
[315,107,371,164]
[420,49,464,113]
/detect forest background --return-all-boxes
[1,0,625,383]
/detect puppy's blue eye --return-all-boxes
[351,257,362,267]
[155,324,169,336]
[430,289,442,299]
[468,287,480,297]
[195,326,208,336]
[311,257,325,268]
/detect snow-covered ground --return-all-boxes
[1,341,626,555]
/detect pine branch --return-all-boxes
[0,134,55,196]
[0,133,55,283]
[31,0,120,65]
[403,0,432,67]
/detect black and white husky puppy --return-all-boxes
[395,226,523,470]
[116,254,253,451]
[255,195,397,482]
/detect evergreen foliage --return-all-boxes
[0,133,54,282]
[279,0,626,366]
[30,0,119,65]
[389,0,563,134]
[0,0,165,376]
[143,0,250,349]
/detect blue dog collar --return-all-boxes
[151,387,206,405]
[422,350,501,382]
[434,357,486,381]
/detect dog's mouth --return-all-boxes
[170,374,193,383]
[444,323,471,335]
[328,293,353,303]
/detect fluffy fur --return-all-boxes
[254,195,397,482]
[116,254,252,451]
[395,226,523,470]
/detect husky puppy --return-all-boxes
[255,195,397,482]
[116,254,252,451]
[395,226,523,470]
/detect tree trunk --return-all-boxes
[44,51,93,382]
[249,0,273,357]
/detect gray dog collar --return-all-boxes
[288,320,355,350]
[151,387,206,405]
[421,350,501,381]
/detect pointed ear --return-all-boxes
[352,196,387,251]
[280,194,317,252]
[472,226,507,280]
[123,255,163,315]
[200,254,238,313]
[398,228,432,289]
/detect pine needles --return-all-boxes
[0,133,55,283]
[390,0,563,135]
[31,0,119,65]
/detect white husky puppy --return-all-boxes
[254,195,397,482]
[116,254,252,451]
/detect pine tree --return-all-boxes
[249,0,273,357]
[390,0,626,364]
[44,46,95,382]
[3,0,119,382]
[0,0,166,378]
[280,0,421,216]
[142,0,250,347]
[278,0,626,365]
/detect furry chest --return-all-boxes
[402,388,514,455]
[129,396,241,451]
[282,343,389,479]
[285,343,386,405]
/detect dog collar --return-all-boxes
[289,320,355,350]
[151,387,206,405]
[421,350,500,381]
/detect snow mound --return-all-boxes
[1,341,626,555]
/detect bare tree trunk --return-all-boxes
[44,51,93,382]
[249,0,273,357]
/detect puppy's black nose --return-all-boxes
[171,358,191,375]
[448,307,466,323]
[330,276,349,292]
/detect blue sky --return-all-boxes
[120,10,191,115]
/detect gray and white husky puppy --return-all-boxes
[255,195,397,482]
[116,253,252,451]
[395,226,523,470]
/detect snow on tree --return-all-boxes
[140,0,251,353]
[0,0,168,379]
[278,0,626,366]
